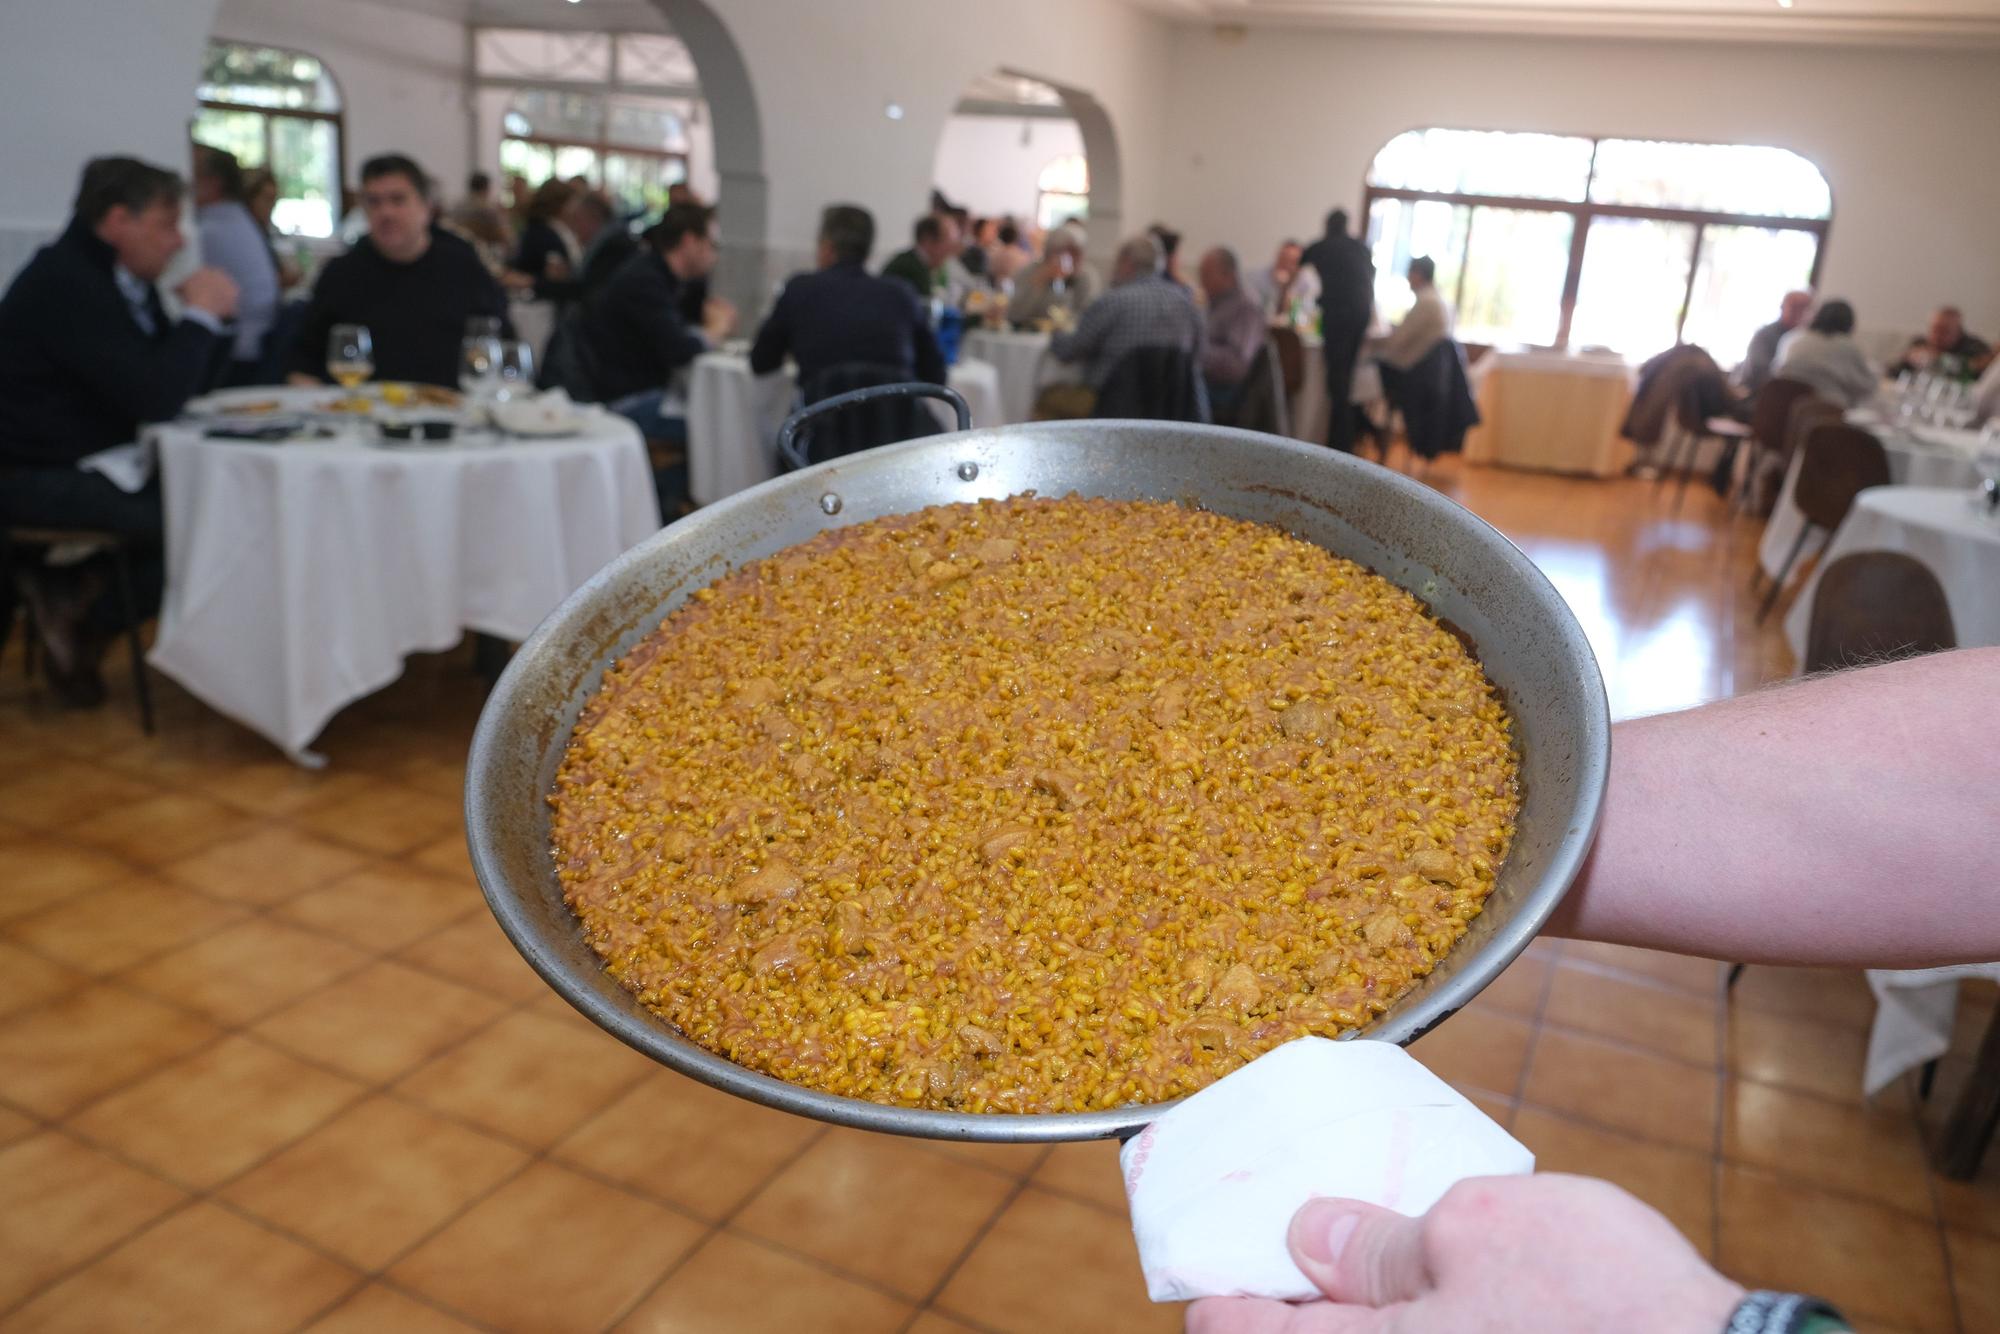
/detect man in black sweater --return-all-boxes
[289,154,510,388]
[1301,208,1377,454]
[751,205,945,393]
[0,155,240,705]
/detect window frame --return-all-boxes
[1362,131,1831,352]
[196,39,347,240]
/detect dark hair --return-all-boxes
[997,221,1020,246]
[1408,255,1436,283]
[652,203,714,252]
[361,153,430,196]
[1810,299,1856,335]
[243,166,277,201]
[1325,209,1350,237]
[914,215,944,245]
[526,178,573,223]
[192,144,244,202]
[1149,224,1181,259]
[467,170,491,194]
[820,204,875,266]
[73,156,183,225]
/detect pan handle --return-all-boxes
[777,381,973,472]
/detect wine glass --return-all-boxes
[492,340,534,403]
[327,325,373,390]
[1976,423,2000,517]
[465,315,503,342]
[459,335,500,400]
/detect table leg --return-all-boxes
[1933,1002,2000,1180]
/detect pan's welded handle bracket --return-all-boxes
[777,381,972,472]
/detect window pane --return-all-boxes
[1038,192,1088,231]
[1588,140,1831,219]
[1679,226,1819,368]
[500,138,555,185]
[1365,197,1468,326]
[1569,218,1699,358]
[192,108,267,169]
[505,89,605,142]
[200,41,338,111]
[268,116,337,238]
[1455,208,1574,348]
[606,96,689,154]
[603,153,686,216]
[614,33,698,87]
[551,145,600,183]
[1369,128,1593,202]
[474,29,611,82]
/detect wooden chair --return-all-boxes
[1755,424,1890,622]
[0,528,155,733]
[1268,326,1306,402]
[1802,551,1956,673]
[1659,369,1749,509]
[1740,377,1819,511]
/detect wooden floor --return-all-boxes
[0,458,1993,1334]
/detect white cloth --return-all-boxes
[510,298,557,363]
[1783,486,2000,657]
[148,411,658,761]
[1122,1038,1533,1303]
[1758,420,1987,579]
[1865,965,2000,1096]
[962,328,1054,426]
[78,441,156,494]
[685,354,1001,506]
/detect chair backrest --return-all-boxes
[1793,423,1891,529]
[1092,345,1210,423]
[1750,377,1818,453]
[792,363,940,466]
[1268,325,1306,399]
[537,309,602,400]
[1672,364,1729,435]
[1224,339,1291,436]
[1804,551,1956,673]
[1783,396,1845,463]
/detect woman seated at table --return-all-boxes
[1772,299,1878,408]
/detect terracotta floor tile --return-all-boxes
[395,1008,654,1149]
[223,1096,527,1270]
[389,1161,705,1334]
[0,759,157,829]
[919,1140,1051,1180]
[1512,1108,1716,1253]
[0,1132,188,1310]
[121,919,370,1025]
[737,1129,1017,1301]
[2,1200,356,1334]
[253,960,506,1083]
[67,1035,363,1189]
[0,1103,36,1147]
[1721,1079,1933,1217]
[395,908,549,1002]
[0,984,219,1117]
[4,880,244,975]
[906,1314,984,1334]
[1407,1005,1534,1099]
[277,862,483,952]
[1032,1140,1129,1216]
[615,1232,911,1333]
[1725,1006,1873,1105]
[160,826,371,905]
[0,940,85,1018]
[1459,1086,1518,1130]
[0,842,131,922]
[936,1186,1181,1334]
[65,792,257,865]
[1470,948,1554,1019]
[1932,1167,2000,1240]
[1716,1165,1953,1334]
[395,756,469,802]
[193,760,374,818]
[302,1284,486,1333]
[1726,965,1878,1030]
[1542,965,1719,1067]
[295,785,462,857]
[552,1070,820,1221]
[410,833,476,883]
[1559,941,1724,996]
[1522,1027,1717,1152]
[1947,1227,2000,1334]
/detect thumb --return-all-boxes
[1287,1197,1431,1307]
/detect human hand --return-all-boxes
[500,269,536,292]
[702,296,739,342]
[1186,1175,1742,1333]
[177,266,239,319]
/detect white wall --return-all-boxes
[1159,25,2000,339]
[932,114,1085,223]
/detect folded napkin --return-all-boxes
[77,439,156,494]
[1121,1036,1533,1303]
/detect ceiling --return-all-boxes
[1132,0,2000,46]
[394,0,676,31]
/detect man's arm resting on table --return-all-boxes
[1548,647,2000,967]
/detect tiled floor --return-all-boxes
[0,460,1993,1333]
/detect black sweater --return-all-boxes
[579,249,708,404]
[289,229,510,387]
[0,220,220,467]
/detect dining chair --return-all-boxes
[0,528,155,733]
[1740,378,1819,511]
[1755,423,1891,622]
[1802,550,1956,673]
[1660,370,1750,510]
[1268,326,1306,403]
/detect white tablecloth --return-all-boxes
[1782,486,2000,657]
[686,355,1001,506]
[1865,965,2000,1096]
[961,329,1051,426]
[149,410,658,761]
[1758,419,1987,579]
[1463,351,1636,476]
[509,299,557,363]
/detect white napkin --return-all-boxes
[1863,964,2000,1095]
[1121,1037,1533,1303]
[77,439,157,494]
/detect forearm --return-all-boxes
[1548,649,2000,966]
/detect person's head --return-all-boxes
[1197,246,1239,301]
[1112,234,1160,286]
[466,170,492,199]
[666,182,700,209]
[527,179,573,225]
[563,190,613,245]
[1149,224,1182,274]
[913,214,958,267]
[243,167,279,228]
[1928,305,1964,349]
[817,204,875,269]
[652,203,718,280]
[359,153,433,262]
[1407,255,1436,291]
[506,173,531,209]
[1275,239,1303,274]
[975,217,999,247]
[1779,289,1813,330]
[75,157,187,281]
[997,220,1020,248]
[191,144,243,207]
[565,174,591,195]
[1810,299,1856,336]
[1325,209,1350,240]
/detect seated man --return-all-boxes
[1734,289,1813,398]
[534,190,636,307]
[1893,305,1991,377]
[880,212,960,303]
[289,153,510,387]
[1196,246,1267,419]
[1044,234,1204,408]
[750,204,944,392]
[1006,224,1101,327]
[192,144,279,384]
[1370,255,1452,372]
[0,155,238,704]
[579,203,736,445]
[1246,238,1320,320]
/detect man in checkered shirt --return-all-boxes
[1049,234,1204,389]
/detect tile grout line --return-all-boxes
[1910,1087,1969,1334]
[895,1147,1054,1332]
[1503,939,1565,1117]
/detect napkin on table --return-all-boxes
[1120,1036,1533,1303]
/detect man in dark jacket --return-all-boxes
[0,155,240,705]
[751,205,944,392]
[1301,208,1376,453]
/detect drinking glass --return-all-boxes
[459,336,500,399]
[327,324,373,389]
[492,340,534,402]
[1976,423,2000,517]
[465,315,504,342]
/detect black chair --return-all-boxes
[1660,369,1750,509]
[777,381,970,474]
[0,529,155,733]
[786,363,946,468]
[1092,345,1209,423]
[1212,339,1290,436]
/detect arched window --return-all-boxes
[1037,153,1089,231]
[499,89,691,215]
[1363,128,1831,362]
[194,40,344,238]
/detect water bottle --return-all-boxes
[938,305,964,367]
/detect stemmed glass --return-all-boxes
[327,325,373,390]
[459,335,500,400]
[492,340,534,404]
[1975,422,2000,518]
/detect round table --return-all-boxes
[1758,419,1987,579]
[1462,351,1636,476]
[686,355,1002,507]
[1782,485,2000,658]
[148,401,658,762]
[961,328,1051,426]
